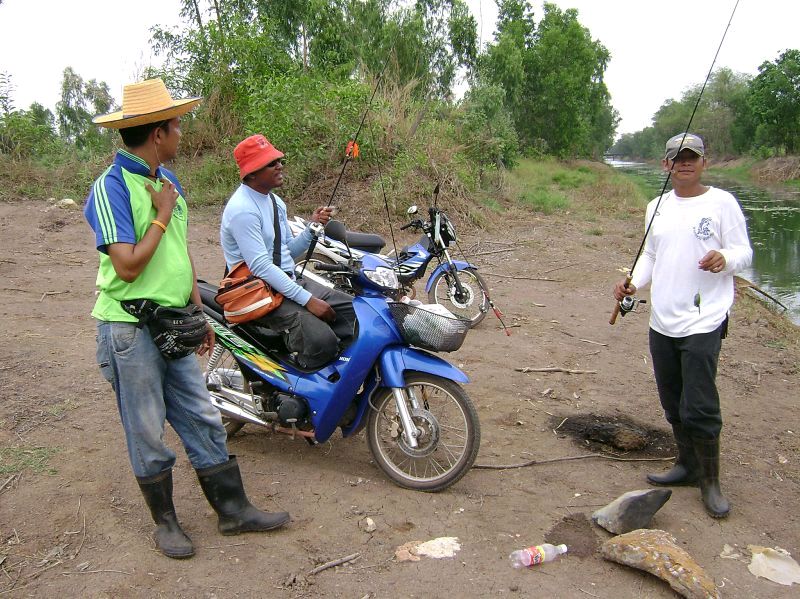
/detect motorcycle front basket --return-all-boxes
[388,303,470,352]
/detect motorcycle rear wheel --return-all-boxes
[366,373,480,491]
[427,267,488,327]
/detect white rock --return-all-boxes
[359,517,376,533]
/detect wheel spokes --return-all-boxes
[374,382,470,483]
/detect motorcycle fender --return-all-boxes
[424,261,477,293]
[378,346,469,387]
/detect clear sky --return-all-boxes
[1,0,798,137]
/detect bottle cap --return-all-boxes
[557,544,568,553]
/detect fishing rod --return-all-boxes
[298,51,394,277]
[609,0,741,325]
[325,56,392,211]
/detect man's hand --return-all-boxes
[698,250,726,273]
[613,279,637,301]
[306,297,336,322]
[310,206,335,225]
[146,177,179,224]
[196,323,215,356]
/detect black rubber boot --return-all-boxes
[647,424,699,486]
[137,469,195,559]
[196,456,290,535]
[693,436,731,518]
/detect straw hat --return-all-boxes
[92,79,201,129]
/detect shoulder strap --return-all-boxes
[270,193,282,266]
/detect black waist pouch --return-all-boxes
[121,299,207,359]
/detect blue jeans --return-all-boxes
[96,321,229,478]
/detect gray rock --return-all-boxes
[601,529,719,599]
[592,489,671,534]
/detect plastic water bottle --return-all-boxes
[509,543,568,568]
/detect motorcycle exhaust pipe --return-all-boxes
[209,391,318,439]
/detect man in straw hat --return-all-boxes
[84,79,289,559]
[613,132,752,518]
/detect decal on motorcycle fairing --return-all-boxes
[205,315,289,383]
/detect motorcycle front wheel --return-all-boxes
[366,373,480,492]
[427,267,489,327]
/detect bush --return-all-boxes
[0,110,63,160]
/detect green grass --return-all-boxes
[518,188,570,214]
[0,446,58,476]
[482,198,503,212]
[551,169,595,189]
[507,157,650,218]
[708,159,757,183]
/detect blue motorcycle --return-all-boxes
[291,205,490,327]
[197,253,480,491]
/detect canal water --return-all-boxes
[608,161,800,325]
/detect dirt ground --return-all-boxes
[1,199,798,598]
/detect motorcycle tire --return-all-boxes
[427,267,489,327]
[366,373,480,492]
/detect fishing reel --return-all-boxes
[308,221,325,238]
[618,295,646,317]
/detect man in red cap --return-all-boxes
[220,134,355,369]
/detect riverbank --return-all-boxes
[0,197,797,597]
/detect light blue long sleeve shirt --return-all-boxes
[220,184,314,305]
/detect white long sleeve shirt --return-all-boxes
[631,187,752,337]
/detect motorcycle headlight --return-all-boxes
[364,266,399,289]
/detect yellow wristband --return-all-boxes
[151,219,167,233]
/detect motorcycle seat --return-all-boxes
[325,220,385,253]
[198,279,349,374]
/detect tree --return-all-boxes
[524,4,615,157]
[0,72,14,115]
[748,49,800,154]
[457,83,519,169]
[477,0,534,112]
[55,68,114,151]
[477,2,616,157]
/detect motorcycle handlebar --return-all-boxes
[400,220,422,231]
[314,262,351,273]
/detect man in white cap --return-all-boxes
[84,79,289,559]
[613,132,752,518]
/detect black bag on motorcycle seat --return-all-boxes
[121,299,208,360]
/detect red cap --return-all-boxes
[234,134,284,179]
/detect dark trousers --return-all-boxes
[258,277,355,369]
[649,321,726,439]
